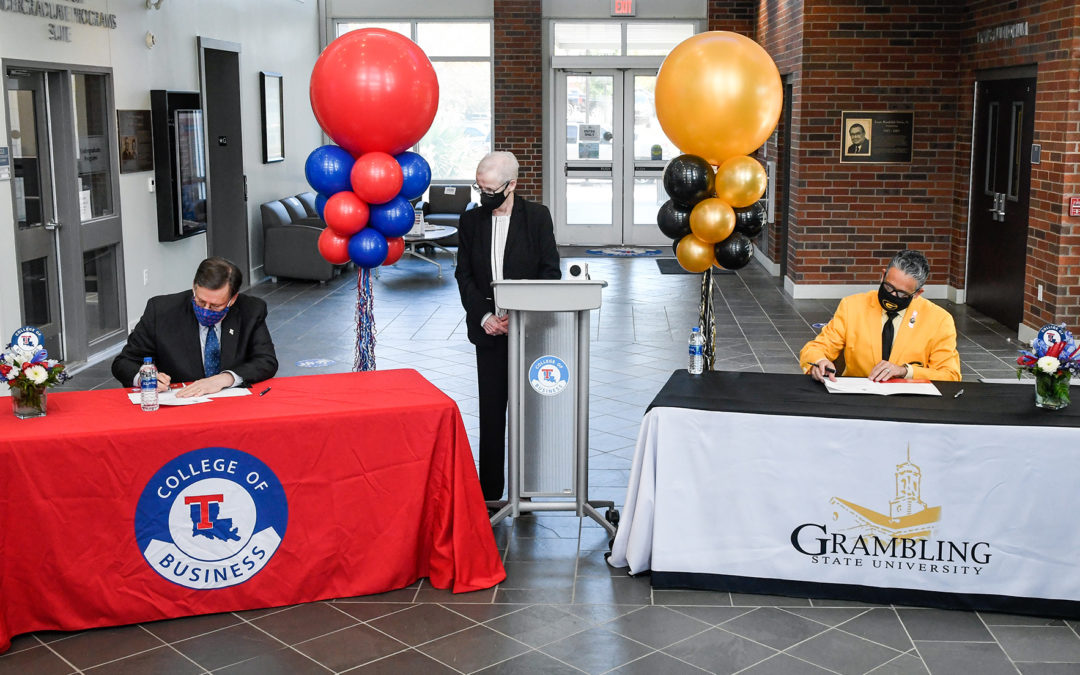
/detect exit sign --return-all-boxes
[611,0,636,16]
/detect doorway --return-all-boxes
[198,38,249,283]
[967,73,1036,330]
[5,63,125,364]
[553,69,678,246]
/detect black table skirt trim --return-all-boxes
[648,370,1080,428]
[652,571,1080,619]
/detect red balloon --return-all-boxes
[323,191,370,237]
[310,28,440,156]
[317,227,351,264]
[383,236,405,266]
[351,152,404,205]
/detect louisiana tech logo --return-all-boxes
[529,355,569,396]
[135,448,287,589]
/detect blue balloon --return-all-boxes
[315,193,329,219]
[347,228,389,269]
[304,145,354,196]
[368,195,415,238]
[395,151,432,201]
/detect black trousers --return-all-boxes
[475,337,509,501]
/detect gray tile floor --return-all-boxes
[7,252,1075,674]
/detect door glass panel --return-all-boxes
[83,245,122,343]
[176,109,208,235]
[72,72,114,221]
[566,178,612,225]
[417,61,491,181]
[984,101,998,195]
[566,75,613,160]
[633,178,666,227]
[21,257,51,327]
[554,23,620,56]
[632,75,677,161]
[626,23,694,56]
[8,88,43,228]
[1007,101,1023,201]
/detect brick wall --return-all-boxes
[753,0,1080,329]
[708,0,756,35]
[493,0,543,200]
[956,1,1080,327]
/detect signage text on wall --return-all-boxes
[0,0,119,44]
[977,21,1029,45]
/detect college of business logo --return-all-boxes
[529,355,569,396]
[135,448,287,589]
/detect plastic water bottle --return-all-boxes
[688,326,704,374]
[139,357,159,412]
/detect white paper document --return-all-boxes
[127,387,252,406]
[823,377,941,396]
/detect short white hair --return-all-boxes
[476,151,519,184]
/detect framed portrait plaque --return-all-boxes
[840,111,914,164]
[260,72,285,163]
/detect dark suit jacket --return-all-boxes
[847,142,869,154]
[111,290,278,386]
[455,197,561,348]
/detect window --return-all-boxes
[553,21,694,57]
[335,20,492,182]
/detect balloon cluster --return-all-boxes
[306,28,440,269]
[653,31,782,273]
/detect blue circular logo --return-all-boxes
[10,326,45,358]
[135,448,287,589]
[529,355,570,396]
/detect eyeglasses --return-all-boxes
[882,280,917,300]
[472,180,510,198]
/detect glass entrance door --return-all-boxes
[5,65,125,364]
[554,69,678,246]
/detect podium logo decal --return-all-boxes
[135,448,288,589]
[529,355,569,396]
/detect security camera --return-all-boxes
[568,262,589,280]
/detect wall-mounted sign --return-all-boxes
[0,147,10,181]
[1,0,119,43]
[117,110,154,174]
[840,111,914,164]
[1069,197,1080,219]
[610,0,635,17]
[977,21,1029,45]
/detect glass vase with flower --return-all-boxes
[1017,323,1079,411]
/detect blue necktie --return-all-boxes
[204,326,221,377]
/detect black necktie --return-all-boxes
[882,311,899,361]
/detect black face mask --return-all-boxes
[878,282,914,313]
[479,190,508,211]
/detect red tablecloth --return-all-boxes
[0,369,504,652]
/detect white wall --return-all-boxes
[0,0,322,345]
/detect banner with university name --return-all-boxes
[611,406,1080,602]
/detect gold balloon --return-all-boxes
[676,234,716,273]
[689,198,736,244]
[715,156,768,208]
[655,31,783,166]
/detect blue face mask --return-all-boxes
[191,297,230,327]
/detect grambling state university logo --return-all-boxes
[529,355,569,396]
[135,448,287,589]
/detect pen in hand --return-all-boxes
[259,386,271,396]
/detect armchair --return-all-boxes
[261,198,338,282]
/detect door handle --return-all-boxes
[988,193,1005,222]
[43,219,61,231]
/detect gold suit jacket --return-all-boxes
[799,290,961,381]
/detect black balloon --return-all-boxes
[662,154,715,207]
[657,199,693,240]
[714,232,754,270]
[733,202,767,238]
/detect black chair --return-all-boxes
[418,185,475,248]
[261,199,337,282]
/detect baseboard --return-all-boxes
[784,280,953,301]
[752,247,781,276]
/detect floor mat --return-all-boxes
[656,258,735,275]
[585,247,663,257]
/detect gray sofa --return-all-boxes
[261,192,343,282]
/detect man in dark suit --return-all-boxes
[847,123,870,154]
[112,257,278,397]
[455,151,560,502]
